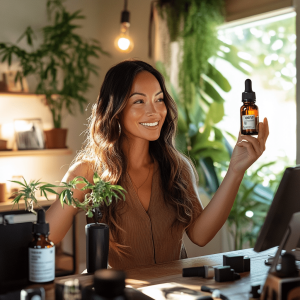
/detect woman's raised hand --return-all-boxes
[228,117,269,176]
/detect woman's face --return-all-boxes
[120,71,167,141]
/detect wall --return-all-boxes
[0,0,229,273]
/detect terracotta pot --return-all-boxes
[44,128,68,149]
[0,140,7,150]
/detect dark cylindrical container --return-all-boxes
[94,269,126,299]
[85,223,109,273]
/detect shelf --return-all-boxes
[0,92,43,97]
[0,195,56,212]
[0,148,72,157]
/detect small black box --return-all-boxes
[223,254,250,273]
[214,266,240,282]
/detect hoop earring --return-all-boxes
[117,120,121,135]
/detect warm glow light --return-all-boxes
[115,20,134,53]
[114,33,134,53]
[118,37,130,50]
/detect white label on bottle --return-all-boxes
[29,246,55,282]
[242,115,256,130]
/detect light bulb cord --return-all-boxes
[124,0,128,10]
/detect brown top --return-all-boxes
[88,159,203,270]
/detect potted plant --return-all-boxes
[9,178,58,214]
[0,0,108,148]
[9,173,126,273]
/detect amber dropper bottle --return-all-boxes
[29,209,55,284]
[240,79,259,135]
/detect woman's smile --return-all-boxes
[139,121,159,129]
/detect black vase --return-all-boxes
[85,223,109,273]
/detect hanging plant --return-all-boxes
[157,0,224,105]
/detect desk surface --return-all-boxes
[41,247,276,300]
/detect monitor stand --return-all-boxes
[267,212,300,273]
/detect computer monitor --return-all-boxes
[254,165,300,252]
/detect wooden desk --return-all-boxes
[41,247,277,299]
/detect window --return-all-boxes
[214,12,296,178]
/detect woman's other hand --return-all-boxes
[229,117,269,176]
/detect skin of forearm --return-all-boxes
[188,168,244,247]
[46,198,78,244]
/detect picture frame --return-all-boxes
[14,119,45,150]
[4,70,29,93]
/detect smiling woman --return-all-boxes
[45,59,269,270]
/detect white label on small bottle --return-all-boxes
[242,115,256,130]
[29,246,55,282]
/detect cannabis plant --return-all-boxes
[58,172,126,222]
[0,0,108,128]
[9,178,58,214]
[9,174,126,222]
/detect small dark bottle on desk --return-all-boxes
[28,209,55,284]
[240,79,259,135]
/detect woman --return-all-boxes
[46,60,269,270]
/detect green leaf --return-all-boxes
[8,180,26,187]
[93,172,101,184]
[59,191,65,207]
[66,189,73,205]
[12,194,23,204]
[206,63,231,92]
[42,187,59,195]
[206,102,224,125]
[202,80,225,104]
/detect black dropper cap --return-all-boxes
[242,79,256,102]
[33,209,49,235]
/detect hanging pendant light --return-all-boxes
[115,0,134,53]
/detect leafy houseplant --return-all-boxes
[9,178,58,214]
[57,172,126,222]
[9,173,126,220]
[0,0,108,148]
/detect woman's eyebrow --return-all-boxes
[129,91,163,98]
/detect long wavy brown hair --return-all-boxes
[74,59,202,254]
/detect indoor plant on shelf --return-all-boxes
[0,0,108,148]
[10,173,126,272]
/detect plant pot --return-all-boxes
[85,223,109,273]
[0,140,7,150]
[44,128,67,149]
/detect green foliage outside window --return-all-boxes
[156,1,292,250]
[218,15,296,98]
